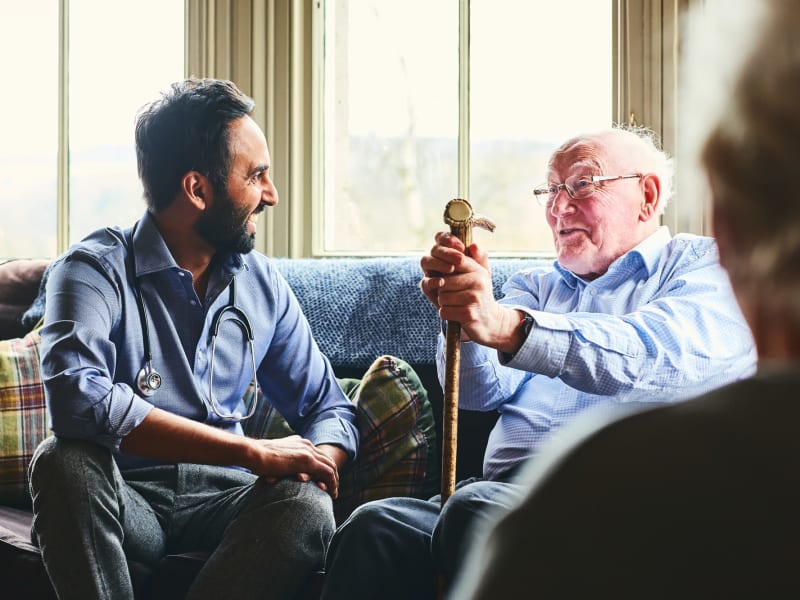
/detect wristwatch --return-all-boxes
[520,313,535,340]
[501,312,535,363]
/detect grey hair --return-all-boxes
[613,123,674,212]
[551,125,674,213]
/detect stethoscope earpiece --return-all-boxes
[136,364,162,397]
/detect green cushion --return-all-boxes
[246,355,439,523]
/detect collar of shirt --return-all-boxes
[553,226,673,289]
[131,210,246,280]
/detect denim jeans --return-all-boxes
[321,478,525,600]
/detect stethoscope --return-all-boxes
[127,223,259,420]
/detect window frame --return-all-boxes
[50,0,188,257]
[45,0,702,259]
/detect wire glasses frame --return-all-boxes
[533,173,643,207]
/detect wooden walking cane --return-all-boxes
[440,198,495,506]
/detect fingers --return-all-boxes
[295,473,330,494]
[299,448,339,498]
[469,242,490,270]
[421,233,467,275]
[252,437,340,498]
[419,276,443,306]
[435,230,464,250]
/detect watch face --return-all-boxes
[522,315,535,337]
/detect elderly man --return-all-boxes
[449,1,800,598]
[320,126,757,600]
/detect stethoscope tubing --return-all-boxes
[126,222,259,420]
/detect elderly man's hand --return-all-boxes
[420,232,525,354]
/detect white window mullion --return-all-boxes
[457,0,470,201]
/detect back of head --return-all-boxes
[135,78,256,211]
[700,0,800,319]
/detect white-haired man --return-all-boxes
[321,126,758,599]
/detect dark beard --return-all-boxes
[194,190,256,254]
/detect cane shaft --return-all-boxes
[441,321,461,505]
[441,223,472,505]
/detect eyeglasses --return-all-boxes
[532,173,643,207]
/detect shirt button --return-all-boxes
[178,271,185,277]
[590,289,597,296]
[190,300,197,306]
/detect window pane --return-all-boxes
[470,0,613,254]
[69,0,184,245]
[321,0,613,256]
[0,2,59,258]
[322,0,459,254]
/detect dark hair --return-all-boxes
[135,78,256,211]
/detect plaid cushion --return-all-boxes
[0,329,49,507]
[245,355,439,523]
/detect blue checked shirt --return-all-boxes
[436,227,757,480]
[40,211,358,471]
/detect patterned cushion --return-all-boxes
[245,355,439,523]
[0,329,49,507]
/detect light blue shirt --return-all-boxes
[436,227,757,480]
[40,211,358,471]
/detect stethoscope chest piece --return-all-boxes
[136,363,162,397]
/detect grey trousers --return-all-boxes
[28,437,335,600]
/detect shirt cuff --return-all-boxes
[498,310,570,377]
[304,417,359,460]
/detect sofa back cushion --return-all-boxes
[270,256,539,369]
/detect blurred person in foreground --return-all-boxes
[321,122,758,599]
[449,1,800,598]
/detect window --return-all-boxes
[0,1,184,259]
[1,1,694,260]
[318,0,613,256]
[0,3,59,258]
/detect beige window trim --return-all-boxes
[186,0,313,258]
[615,0,706,236]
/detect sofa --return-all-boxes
[0,254,543,599]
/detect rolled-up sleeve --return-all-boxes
[41,256,153,450]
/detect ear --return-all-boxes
[182,171,211,210]
[638,173,661,222]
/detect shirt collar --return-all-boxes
[129,210,246,278]
[623,225,672,277]
[554,225,672,287]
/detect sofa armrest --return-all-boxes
[0,260,50,340]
